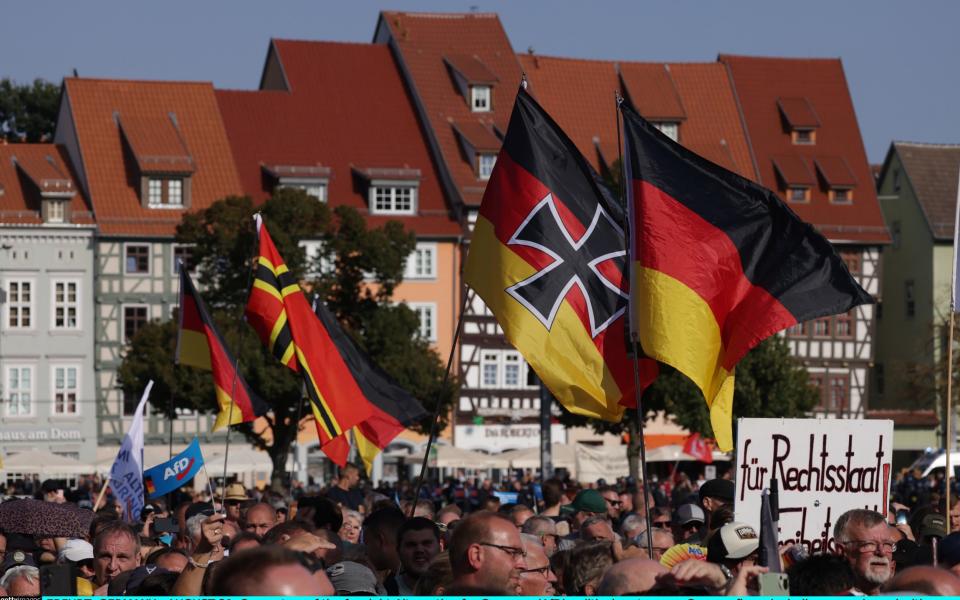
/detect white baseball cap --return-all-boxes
[58,538,94,563]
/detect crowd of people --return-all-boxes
[0,463,959,595]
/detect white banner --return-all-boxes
[109,380,152,522]
[734,418,893,554]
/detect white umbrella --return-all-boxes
[1,449,91,475]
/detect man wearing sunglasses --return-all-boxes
[448,511,526,594]
[599,486,623,522]
[518,534,557,595]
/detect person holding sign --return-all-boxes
[833,509,897,594]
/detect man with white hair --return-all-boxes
[1,564,40,595]
[833,509,897,594]
[518,534,557,596]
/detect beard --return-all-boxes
[862,557,893,585]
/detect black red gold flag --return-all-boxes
[622,103,872,451]
[176,267,268,430]
[464,86,657,422]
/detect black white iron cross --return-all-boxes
[506,192,628,338]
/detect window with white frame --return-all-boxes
[148,179,163,205]
[371,185,416,215]
[52,280,79,329]
[5,279,33,329]
[5,365,34,416]
[478,153,497,180]
[299,240,334,278]
[471,85,491,112]
[125,244,150,274]
[652,122,679,142]
[52,366,79,415]
[147,177,185,208]
[408,303,437,342]
[168,179,183,205]
[47,200,65,223]
[503,352,522,388]
[481,352,499,388]
[282,182,328,203]
[405,243,437,279]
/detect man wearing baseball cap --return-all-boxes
[673,504,706,544]
[557,490,609,550]
[707,521,760,582]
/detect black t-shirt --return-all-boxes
[326,485,364,511]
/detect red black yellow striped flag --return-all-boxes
[176,268,268,430]
[464,86,657,423]
[245,218,373,466]
[312,297,427,474]
[622,103,872,451]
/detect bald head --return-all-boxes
[884,566,960,596]
[597,557,667,595]
[244,503,277,536]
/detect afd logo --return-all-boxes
[163,457,196,481]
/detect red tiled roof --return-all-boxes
[216,40,458,237]
[519,55,756,180]
[814,156,857,187]
[379,11,522,207]
[0,144,94,226]
[777,97,820,129]
[719,55,889,245]
[118,114,194,175]
[444,54,499,84]
[452,120,501,152]
[619,63,686,121]
[865,409,938,427]
[772,155,815,186]
[63,78,243,237]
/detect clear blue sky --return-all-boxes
[4,0,957,163]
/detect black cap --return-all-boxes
[698,479,734,503]
[184,502,215,521]
[41,479,65,495]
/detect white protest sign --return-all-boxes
[734,417,893,555]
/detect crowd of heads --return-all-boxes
[2,463,960,595]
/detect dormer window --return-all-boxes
[652,122,679,142]
[353,167,421,216]
[478,153,497,180]
[792,129,815,145]
[471,86,491,112]
[788,186,810,203]
[777,97,820,145]
[263,165,330,203]
[372,185,416,215]
[12,154,77,224]
[443,54,499,112]
[145,177,186,208]
[830,188,853,204]
[47,200,65,224]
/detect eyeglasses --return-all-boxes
[478,542,527,559]
[653,521,672,528]
[605,499,623,507]
[841,540,897,554]
[520,565,551,577]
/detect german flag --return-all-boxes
[176,268,268,430]
[312,298,427,474]
[464,86,657,422]
[622,103,872,451]
[245,218,373,466]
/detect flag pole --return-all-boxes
[946,167,960,532]
[409,283,470,517]
[219,214,261,511]
[618,90,655,558]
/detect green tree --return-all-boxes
[558,335,819,478]
[0,78,59,142]
[118,189,457,490]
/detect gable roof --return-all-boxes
[519,54,756,180]
[62,78,243,237]
[719,55,889,245]
[0,143,94,226]
[378,11,522,209]
[889,141,960,241]
[216,39,458,237]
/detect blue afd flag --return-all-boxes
[143,437,204,499]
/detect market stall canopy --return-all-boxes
[499,444,576,472]
[2,449,91,475]
[413,444,511,469]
